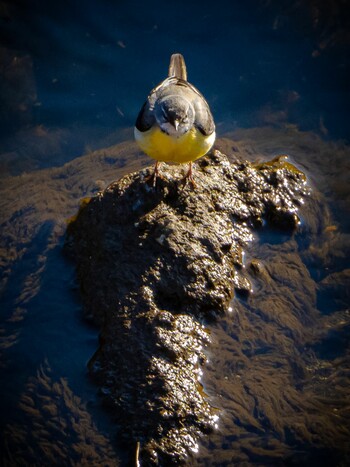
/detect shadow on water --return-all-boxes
[0,227,118,464]
[0,221,54,428]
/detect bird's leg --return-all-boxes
[145,161,162,187]
[183,161,196,189]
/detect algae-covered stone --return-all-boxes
[66,150,308,465]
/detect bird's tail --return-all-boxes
[168,53,187,81]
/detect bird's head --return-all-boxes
[155,95,195,136]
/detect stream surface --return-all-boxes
[0,1,349,466]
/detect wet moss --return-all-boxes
[65,196,92,227]
[254,154,306,181]
[66,149,309,464]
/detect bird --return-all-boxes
[134,53,216,187]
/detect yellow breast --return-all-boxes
[134,125,215,164]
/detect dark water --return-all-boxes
[0,0,349,465]
[1,0,349,173]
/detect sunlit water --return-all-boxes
[0,1,349,465]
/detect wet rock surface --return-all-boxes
[0,128,349,466]
[66,149,309,465]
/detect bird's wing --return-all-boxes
[177,80,215,136]
[135,100,155,132]
[135,77,215,135]
[135,77,174,132]
[192,96,215,136]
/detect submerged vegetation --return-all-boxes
[64,148,348,465]
[0,130,349,465]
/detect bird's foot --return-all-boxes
[181,162,197,190]
[145,162,163,187]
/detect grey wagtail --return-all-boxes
[134,53,216,186]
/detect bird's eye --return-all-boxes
[182,117,188,124]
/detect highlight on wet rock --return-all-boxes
[65,148,309,465]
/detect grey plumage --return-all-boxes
[135,54,215,137]
[168,53,187,80]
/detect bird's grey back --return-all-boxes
[135,55,215,136]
